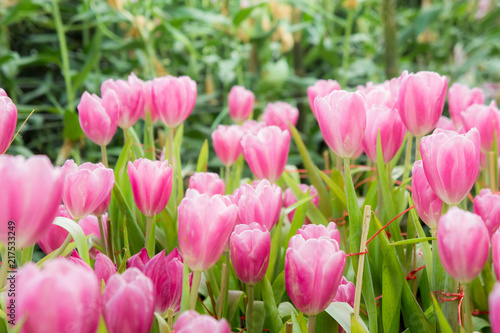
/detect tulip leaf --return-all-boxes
[382,257,402,333]
[227,290,245,323]
[154,312,171,333]
[254,301,266,333]
[388,237,436,246]
[180,263,191,312]
[196,139,209,172]
[430,294,453,333]
[266,213,283,281]
[278,302,297,319]
[325,302,359,332]
[272,270,286,304]
[316,310,338,333]
[286,191,310,245]
[261,276,283,333]
[51,217,91,265]
[175,123,184,203]
[283,194,313,217]
[316,166,347,207]
[408,195,433,282]
[127,127,145,159]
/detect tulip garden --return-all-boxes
[2,1,500,333]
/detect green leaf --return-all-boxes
[316,167,347,207]
[286,192,310,245]
[388,237,436,246]
[227,290,245,322]
[53,217,90,265]
[233,2,267,26]
[196,139,209,172]
[261,276,283,333]
[430,293,453,333]
[325,302,357,332]
[382,257,402,333]
[63,110,84,140]
[154,312,171,333]
[266,214,283,281]
[408,195,433,282]
[254,301,266,333]
[272,270,286,305]
[180,263,191,312]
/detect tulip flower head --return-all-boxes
[411,160,443,231]
[261,101,299,132]
[461,102,500,153]
[95,252,117,284]
[283,184,319,224]
[228,86,255,123]
[78,91,119,146]
[127,248,150,272]
[492,230,500,280]
[188,172,226,196]
[173,310,231,333]
[307,79,341,116]
[0,96,17,154]
[489,283,500,333]
[332,276,355,307]
[474,189,500,236]
[211,124,246,166]
[448,83,484,126]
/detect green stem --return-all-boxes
[144,111,155,160]
[106,217,115,264]
[0,246,9,288]
[225,165,231,194]
[145,215,156,258]
[97,214,107,256]
[415,136,421,161]
[402,133,413,183]
[167,127,175,167]
[308,314,316,333]
[341,9,355,86]
[51,234,73,259]
[167,308,174,331]
[488,151,497,191]
[247,284,255,333]
[21,245,34,265]
[463,283,472,333]
[189,271,202,310]
[101,145,108,168]
[222,251,230,318]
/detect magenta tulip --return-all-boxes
[64,250,93,273]
[178,189,238,271]
[420,128,480,205]
[61,160,115,220]
[0,155,63,249]
[78,91,119,146]
[261,102,299,132]
[230,223,271,285]
[448,83,484,126]
[332,277,355,307]
[127,158,173,217]
[362,105,406,163]
[232,179,283,230]
[307,79,341,116]
[11,259,100,332]
[151,75,197,128]
[127,248,150,272]
[102,268,155,333]
[241,126,290,182]
[411,160,443,231]
[228,85,255,123]
[489,283,500,333]
[212,124,245,166]
[461,102,500,152]
[285,224,346,315]
[0,96,17,154]
[95,252,117,283]
[437,207,489,283]
[315,90,367,158]
[398,71,448,137]
[284,184,319,224]
[492,230,500,279]
[474,189,500,236]
[174,310,231,333]
[188,172,226,196]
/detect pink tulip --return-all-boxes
[241,120,265,134]
[411,160,443,231]
[285,224,346,315]
[101,73,145,129]
[212,124,245,166]
[420,128,480,205]
[362,105,406,163]
[232,179,283,230]
[448,83,484,126]
[62,160,115,220]
[228,86,255,123]
[0,96,17,154]
[144,248,184,315]
[78,91,119,146]
[435,116,456,132]
[188,172,226,196]
[178,189,238,271]
[0,155,63,249]
[283,185,319,224]
[142,80,160,123]
[0,88,7,97]
[437,207,489,283]
[241,126,290,182]
[307,79,341,116]
[93,192,111,216]
[230,223,271,285]
[79,214,107,247]
[332,277,355,307]
[95,252,117,283]
[261,102,299,132]
[489,283,500,333]
[102,268,155,333]
[127,248,150,272]
[398,71,448,137]
[127,158,173,217]
[297,222,341,246]
[64,250,93,273]
[173,310,231,333]
[151,75,197,128]
[364,85,396,109]
[461,102,500,152]
[315,90,367,158]
[492,230,500,279]
[11,259,100,332]
[474,189,500,236]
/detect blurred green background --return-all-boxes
[1,0,499,169]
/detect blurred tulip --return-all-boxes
[228,86,255,123]
[362,105,406,163]
[435,116,456,132]
[62,160,115,220]
[230,223,271,285]
[142,80,160,123]
[489,283,500,333]
[437,207,489,283]
[398,71,448,137]
[232,179,282,230]
[95,252,117,284]
[93,192,111,216]
[241,126,290,182]
[315,90,367,158]
[420,128,480,205]
[261,102,299,132]
[102,268,155,333]
[12,259,100,332]
[0,96,17,154]
[364,85,396,109]
[492,230,500,279]
[297,222,341,246]
[188,172,225,196]
[307,79,341,116]
[411,160,443,231]
[0,88,6,97]
[332,277,355,307]
[173,310,231,333]
[241,120,265,134]
[127,158,173,217]
[212,124,245,166]
[283,184,319,224]
[0,155,63,249]
[151,75,197,128]
[448,83,484,126]
[64,250,93,273]
[474,189,500,236]
[178,189,238,271]
[127,248,150,272]
[144,248,184,315]
[461,102,500,152]
[78,91,119,146]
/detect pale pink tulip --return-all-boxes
[0,96,17,154]
[188,172,225,196]
[228,86,255,123]
[411,160,443,231]
[448,83,484,126]
[307,79,341,116]
[261,102,299,132]
[212,125,245,166]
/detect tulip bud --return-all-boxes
[420,128,480,205]
[102,268,155,333]
[78,91,119,146]
[228,86,255,123]
[461,102,500,153]
[283,184,319,224]
[127,248,150,272]
[489,283,500,333]
[315,90,367,158]
[492,230,500,279]
[241,126,290,182]
[448,83,484,126]
[230,223,271,285]
[411,160,443,231]
[332,276,355,307]
[261,102,299,132]
[0,96,17,154]
[178,189,238,272]
[437,207,489,283]
[474,189,500,236]
[362,105,407,163]
[0,155,63,249]
[173,310,231,333]
[95,252,117,283]
[127,158,173,217]
[212,124,246,167]
[307,79,341,116]
[398,71,448,137]
[62,160,115,220]
[188,172,226,196]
